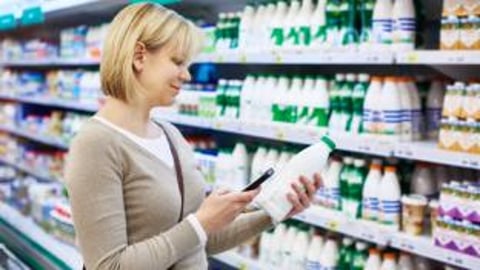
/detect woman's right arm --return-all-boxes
[65,131,202,270]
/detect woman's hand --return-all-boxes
[195,188,260,234]
[285,173,323,219]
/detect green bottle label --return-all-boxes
[271,28,284,46]
[286,27,300,46]
[310,108,329,127]
[299,26,312,46]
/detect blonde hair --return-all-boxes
[100,3,202,102]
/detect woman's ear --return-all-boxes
[133,42,147,72]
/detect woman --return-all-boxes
[65,3,323,270]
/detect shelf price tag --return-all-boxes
[406,52,419,63]
[0,14,16,30]
[21,6,44,26]
[325,220,339,231]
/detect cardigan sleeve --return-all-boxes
[65,128,202,270]
[206,210,273,255]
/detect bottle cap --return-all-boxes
[385,166,397,173]
[320,135,336,151]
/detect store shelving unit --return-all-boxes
[0,202,82,270]
[0,156,59,182]
[1,58,100,67]
[211,251,267,270]
[0,93,98,113]
[195,50,395,65]
[294,206,480,269]
[0,0,478,269]
[154,113,479,168]
[396,50,480,65]
[0,124,69,150]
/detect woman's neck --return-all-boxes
[96,96,161,138]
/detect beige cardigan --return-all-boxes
[65,118,273,270]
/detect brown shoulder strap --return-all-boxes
[154,120,185,223]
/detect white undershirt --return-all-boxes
[93,116,207,246]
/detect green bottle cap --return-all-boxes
[320,135,336,151]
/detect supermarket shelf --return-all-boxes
[395,141,480,170]
[156,114,394,157]
[0,156,57,182]
[390,232,480,269]
[0,202,82,269]
[0,93,99,112]
[211,251,267,270]
[294,206,392,246]
[1,58,100,67]
[195,50,395,65]
[157,114,480,167]
[0,124,69,150]
[396,50,480,65]
[295,206,480,269]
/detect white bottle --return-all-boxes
[291,228,310,269]
[256,136,335,222]
[322,156,343,209]
[397,77,413,141]
[306,234,324,270]
[426,80,445,140]
[398,252,415,270]
[372,0,394,51]
[232,143,250,191]
[298,76,316,125]
[392,0,416,51]
[284,0,302,50]
[214,149,233,190]
[362,163,383,221]
[259,231,273,263]
[281,225,299,268]
[407,77,423,140]
[251,146,268,180]
[269,1,289,50]
[270,223,288,266]
[264,148,280,174]
[276,150,293,174]
[288,76,304,124]
[363,77,384,135]
[239,4,255,50]
[263,75,279,122]
[296,0,315,48]
[380,77,403,141]
[319,237,339,269]
[411,162,437,198]
[309,76,330,127]
[239,74,256,121]
[261,3,277,50]
[379,166,401,228]
[365,248,382,270]
[310,0,327,49]
[251,5,266,51]
[380,252,398,270]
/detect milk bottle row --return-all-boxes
[211,0,417,53]
[317,153,480,233]
[175,73,447,143]
[253,221,453,270]
[441,0,480,50]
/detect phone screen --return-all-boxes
[242,168,275,191]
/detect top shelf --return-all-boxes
[2,51,479,67]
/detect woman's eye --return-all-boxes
[172,58,184,66]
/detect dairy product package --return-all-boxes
[255,136,335,223]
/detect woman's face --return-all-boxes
[134,42,191,107]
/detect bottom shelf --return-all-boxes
[211,251,266,270]
[0,202,82,270]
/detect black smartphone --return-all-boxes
[242,168,275,191]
